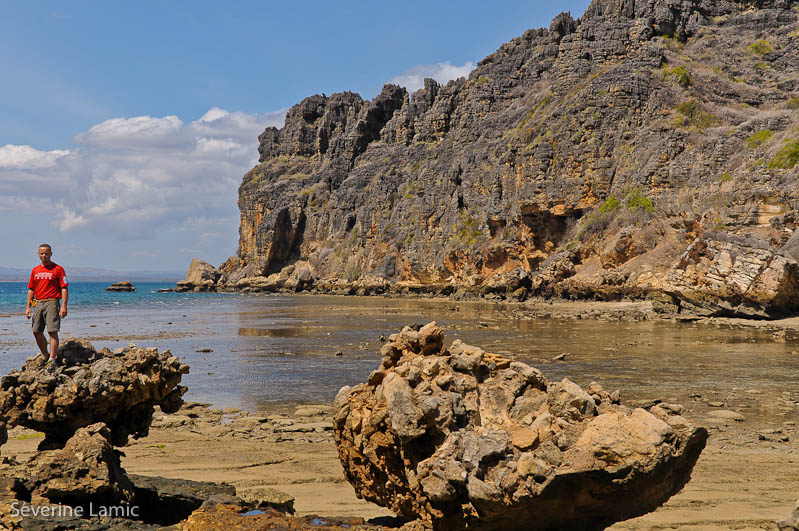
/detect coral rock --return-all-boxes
[0,339,189,449]
[24,422,134,506]
[334,323,707,530]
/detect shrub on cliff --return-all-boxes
[575,188,655,242]
[671,100,719,132]
[662,65,693,88]
[747,39,774,56]
[625,188,655,213]
[746,130,772,149]
[767,140,799,169]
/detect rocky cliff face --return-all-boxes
[219,0,799,315]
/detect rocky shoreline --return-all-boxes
[173,258,799,337]
[176,226,799,322]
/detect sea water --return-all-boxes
[0,282,796,421]
[0,281,197,314]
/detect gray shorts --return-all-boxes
[32,299,61,333]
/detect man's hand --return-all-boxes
[60,288,68,319]
[25,307,31,319]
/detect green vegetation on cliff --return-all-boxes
[747,39,774,56]
[662,65,693,87]
[768,140,799,169]
[746,130,773,149]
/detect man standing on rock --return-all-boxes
[25,244,68,369]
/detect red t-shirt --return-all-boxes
[28,264,69,299]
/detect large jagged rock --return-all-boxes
[0,424,149,530]
[176,258,221,292]
[0,343,255,530]
[663,234,799,318]
[334,323,707,531]
[0,339,189,448]
[23,423,134,506]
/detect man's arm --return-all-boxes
[25,289,34,319]
[60,287,68,318]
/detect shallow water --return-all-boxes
[1,288,796,421]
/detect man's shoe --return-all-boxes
[45,358,59,372]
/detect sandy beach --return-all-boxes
[3,393,795,529]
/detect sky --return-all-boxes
[0,0,591,272]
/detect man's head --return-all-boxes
[38,244,53,265]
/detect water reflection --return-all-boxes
[238,327,317,338]
[221,295,798,420]
[2,293,795,419]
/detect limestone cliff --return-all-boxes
[214,0,799,316]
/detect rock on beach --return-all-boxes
[105,281,135,292]
[0,339,189,449]
[334,322,708,530]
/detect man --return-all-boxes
[25,244,69,369]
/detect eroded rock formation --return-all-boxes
[20,423,134,506]
[0,341,261,530]
[176,258,221,292]
[0,339,188,448]
[106,281,135,292]
[334,323,708,530]
[663,233,799,317]
[193,0,799,317]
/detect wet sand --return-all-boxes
[3,395,797,529]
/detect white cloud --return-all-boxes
[58,209,87,231]
[199,107,229,122]
[195,137,249,156]
[389,61,476,94]
[86,196,119,216]
[190,108,286,140]
[74,115,185,147]
[0,107,287,247]
[0,144,70,169]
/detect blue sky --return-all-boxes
[0,1,591,272]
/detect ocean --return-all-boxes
[0,281,191,314]
[1,282,796,419]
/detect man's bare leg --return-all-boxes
[33,331,49,357]
[48,332,59,360]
